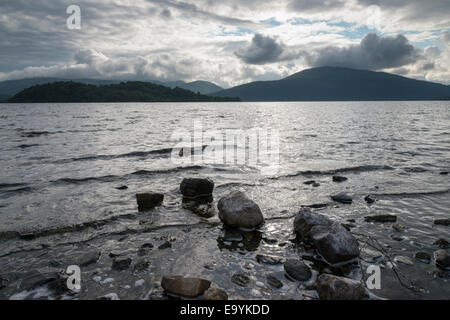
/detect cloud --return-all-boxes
[235,33,297,64]
[303,33,422,70]
[289,0,345,12]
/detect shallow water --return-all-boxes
[0,101,449,300]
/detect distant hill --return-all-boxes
[7,81,239,103]
[213,67,450,101]
[0,77,222,97]
[163,80,223,94]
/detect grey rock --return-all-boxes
[394,255,413,265]
[218,191,264,228]
[111,257,132,270]
[203,287,228,300]
[414,252,431,264]
[294,209,359,265]
[317,274,365,300]
[284,259,312,281]
[364,214,397,223]
[161,276,211,298]
[434,250,450,269]
[136,192,164,211]
[294,209,332,238]
[311,223,360,264]
[331,193,352,204]
[180,178,214,198]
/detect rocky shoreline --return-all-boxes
[0,175,449,300]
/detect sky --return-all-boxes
[0,0,450,88]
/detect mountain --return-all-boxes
[163,80,223,94]
[0,78,222,97]
[7,81,239,103]
[213,67,450,101]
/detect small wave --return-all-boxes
[403,166,428,173]
[375,188,450,198]
[0,183,28,189]
[272,165,395,179]
[16,144,39,149]
[51,165,206,185]
[20,131,63,137]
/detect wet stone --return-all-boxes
[97,293,120,300]
[231,273,250,287]
[392,223,405,232]
[414,252,431,264]
[284,259,312,281]
[132,259,150,272]
[158,241,172,250]
[303,180,316,185]
[136,192,164,211]
[332,176,348,182]
[434,219,450,226]
[434,250,450,269]
[112,257,132,270]
[115,185,128,190]
[203,288,228,300]
[218,191,264,228]
[180,177,214,199]
[364,214,397,223]
[331,193,352,204]
[256,254,283,265]
[434,239,450,249]
[266,275,283,289]
[364,195,375,204]
[161,276,211,298]
[394,256,414,265]
[317,274,365,300]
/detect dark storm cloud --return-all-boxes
[303,33,422,70]
[235,33,296,65]
[147,0,258,27]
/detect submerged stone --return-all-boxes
[203,287,228,300]
[266,275,283,289]
[161,276,211,298]
[414,252,431,264]
[332,176,348,182]
[434,250,450,269]
[434,219,450,226]
[256,254,283,265]
[231,273,250,287]
[331,193,352,204]
[434,239,450,249]
[111,257,132,270]
[364,214,397,223]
